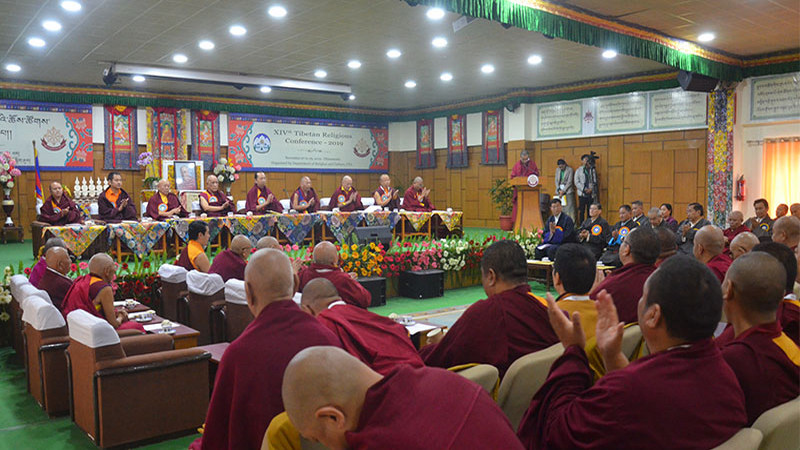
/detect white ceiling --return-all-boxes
[0,0,797,110]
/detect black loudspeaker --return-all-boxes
[398,269,444,299]
[677,70,718,92]
[358,276,386,307]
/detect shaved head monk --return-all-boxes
[373,174,400,210]
[730,231,759,260]
[694,225,732,283]
[297,241,371,308]
[30,237,68,287]
[301,278,423,375]
[723,210,749,247]
[209,235,252,281]
[291,176,319,213]
[655,227,677,267]
[256,236,281,250]
[176,221,211,272]
[718,252,800,424]
[402,177,434,212]
[200,174,234,217]
[518,256,746,449]
[420,240,558,377]
[39,181,82,225]
[194,249,339,450]
[282,346,523,450]
[329,175,363,212]
[772,216,800,251]
[245,172,283,213]
[146,179,186,220]
[61,253,143,331]
[590,226,659,324]
[756,243,799,346]
[37,247,73,310]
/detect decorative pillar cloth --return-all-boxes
[146,107,188,178]
[482,110,505,165]
[416,119,435,169]
[191,110,220,171]
[103,106,138,170]
[707,89,735,226]
[447,114,468,168]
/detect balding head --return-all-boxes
[300,278,341,316]
[693,225,725,262]
[772,216,800,248]
[655,228,677,265]
[41,237,66,258]
[230,235,253,260]
[88,253,116,282]
[45,247,70,276]
[412,177,423,189]
[727,211,744,230]
[723,252,786,324]
[341,175,353,189]
[790,203,800,219]
[244,249,294,316]
[312,241,339,266]
[256,236,281,250]
[282,346,382,448]
[730,232,759,260]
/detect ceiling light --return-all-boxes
[314,69,327,79]
[42,20,62,32]
[268,5,287,18]
[347,60,361,69]
[698,32,715,42]
[172,53,188,63]
[132,75,145,82]
[431,37,448,48]
[426,8,445,20]
[527,54,543,65]
[5,63,21,73]
[260,86,272,93]
[348,94,356,101]
[602,49,617,59]
[28,37,46,48]
[481,64,495,74]
[405,80,417,88]
[386,49,402,59]
[440,72,453,82]
[198,40,215,50]
[60,1,82,12]
[229,25,247,36]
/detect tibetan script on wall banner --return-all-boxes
[537,101,582,138]
[750,73,800,121]
[594,94,647,133]
[650,90,707,129]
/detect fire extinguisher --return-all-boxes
[736,175,745,201]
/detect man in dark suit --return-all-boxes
[677,202,712,255]
[535,198,576,260]
[578,202,611,259]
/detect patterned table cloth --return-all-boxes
[168,216,227,243]
[272,213,321,245]
[401,211,433,231]
[228,215,278,246]
[433,211,463,231]
[363,210,402,229]
[319,211,365,243]
[43,224,107,256]
[106,221,172,259]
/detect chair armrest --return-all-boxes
[119,334,174,356]
[117,329,144,337]
[94,348,210,376]
[210,301,225,311]
[40,336,70,351]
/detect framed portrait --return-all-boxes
[162,160,204,192]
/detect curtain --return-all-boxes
[762,138,800,211]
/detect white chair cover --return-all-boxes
[362,197,375,207]
[21,295,66,331]
[186,270,224,295]
[364,205,382,213]
[19,284,52,308]
[89,203,99,215]
[292,292,302,305]
[191,200,200,211]
[140,202,147,217]
[236,200,246,211]
[158,264,188,283]
[10,274,30,300]
[224,279,247,305]
[67,310,120,348]
[320,197,331,208]
[399,197,404,206]
[279,199,291,210]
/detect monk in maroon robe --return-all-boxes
[193,249,339,450]
[200,175,234,217]
[693,225,732,283]
[98,172,137,222]
[245,172,283,214]
[328,175,363,212]
[718,252,800,425]
[37,247,73,310]
[146,179,187,220]
[590,227,659,324]
[297,242,371,308]
[290,176,320,213]
[282,347,524,450]
[39,182,83,225]
[420,240,558,377]
[30,238,68,287]
[402,177,434,212]
[510,150,539,222]
[208,235,251,282]
[373,174,400,210]
[751,242,800,346]
[518,256,746,449]
[723,211,749,248]
[301,278,423,375]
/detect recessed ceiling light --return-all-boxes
[5,63,21,73]
[268,5,287,18]
[440,72,453,82]
[60,1,82,12]
[314,69,327,79]
[527,54,543,65]
[405,80,416,88]
[229,25,247,36]
[28,37,46,48]
[260,86,272,93]
[172,53,188,63]
[698,32,715,42]
[347,60,361,69]
[431,37,448,48]
[602,49,617,59]
[386,49,402,59]
[198,40,215,50]
[481,64,495,74]
[42,20,62,32]
[132,75,145,82]
[426,8,445,20]
[348,94,356,101]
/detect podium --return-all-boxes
[510,177,542,233]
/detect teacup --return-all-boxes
[227,212,234,217]
[125,299,136,309]
[446,208,453,213]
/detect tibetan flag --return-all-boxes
[33,141,44,207]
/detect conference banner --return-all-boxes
[0,100,93,170]
[227,114,388,173]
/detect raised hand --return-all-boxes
[546,292,585,349]
[594,289,628,372]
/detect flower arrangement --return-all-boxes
[339,242,385,278]
[514,228,544,259]
[136,151,160,189]
[0,152,22,191]
[213,158,241,187]
[0,266,14,345]
[284,243,313,268]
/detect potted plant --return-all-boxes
[489,178,514,231]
